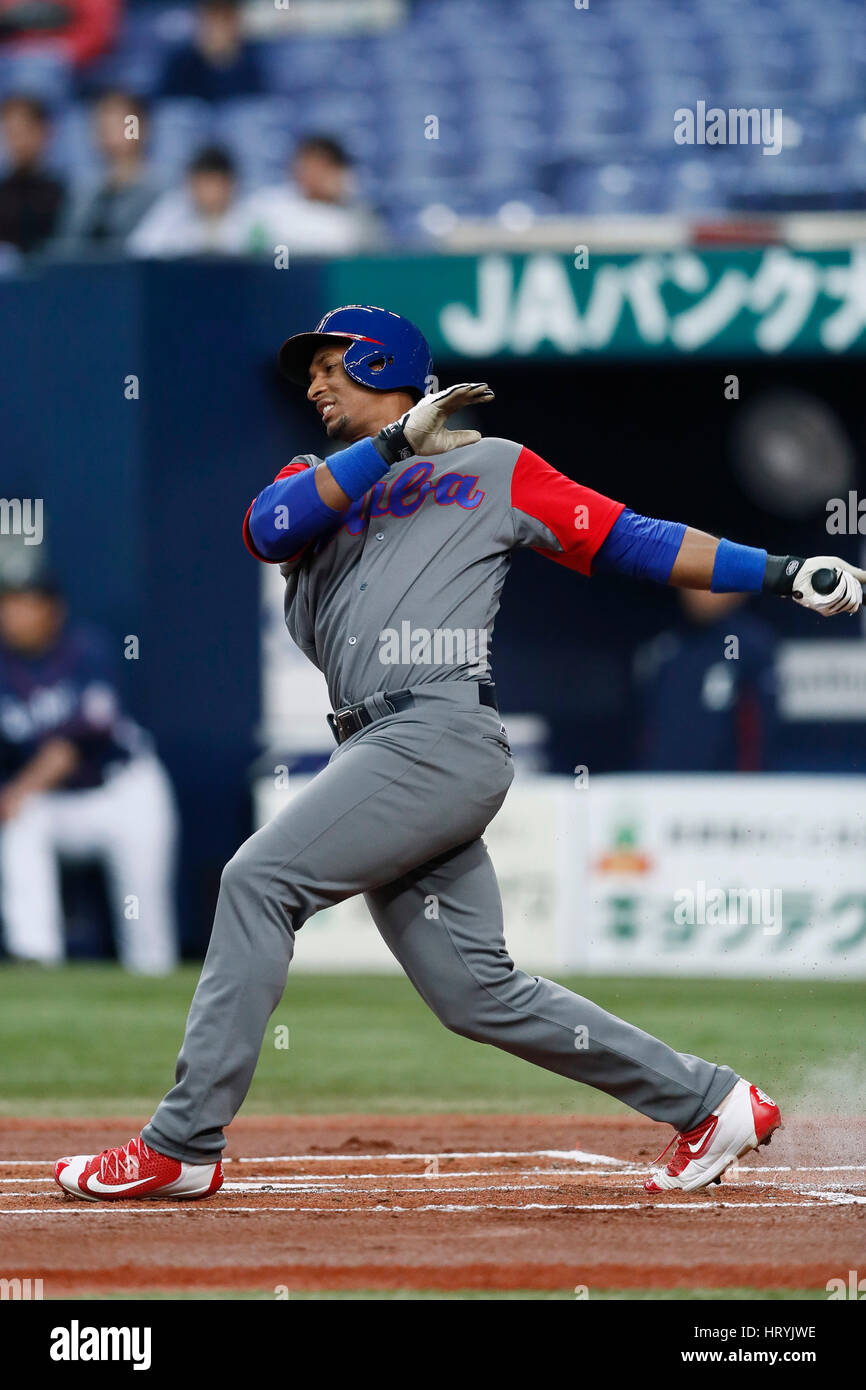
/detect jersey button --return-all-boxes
[359,583,367,590]
[348,636,357,645]
[375,532,385,540]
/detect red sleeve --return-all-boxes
[242,458,311,563]
[510,446,625,577]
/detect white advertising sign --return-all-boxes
[574,774,866,978]
[253,772,866,979]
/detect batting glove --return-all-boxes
[374,383,494,465]
[792,556,866,616]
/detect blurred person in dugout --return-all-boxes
[636,588,779,771]
[0,573,179,972]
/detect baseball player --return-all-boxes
[55,305,866,1201]
[0,573,178,973]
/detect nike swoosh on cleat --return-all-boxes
[83,1175,155,1195]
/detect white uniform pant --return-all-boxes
[0,755,178,973]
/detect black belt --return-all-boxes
[327,682,498,745]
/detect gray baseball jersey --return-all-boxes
[244,437,625,707]
[144,435,737,1163]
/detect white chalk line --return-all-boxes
[3,1182,558,1198]
[4,1158,865,1173]
[0,1198,850,1216]
[0,1168,626,1182]
[5,1180,864,1201]
[3,1149,863,1211]
[232,1149,627,1165]
[4,1174,865,1202]
[0,1149,618,1167]
[799,1189,866,1206]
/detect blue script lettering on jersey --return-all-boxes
[318,463,485,548]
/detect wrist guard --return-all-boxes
[763,554,806,595]
[373,417,414,467]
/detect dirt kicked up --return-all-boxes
[2,1114,865,1296]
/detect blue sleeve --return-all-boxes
[710,538,768,593]
[247,438,390,562]
[594,511,768,591]
[247,465,345,561]
[592,508,687,583]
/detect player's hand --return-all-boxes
[374,383,494,464]
[402,382,495,455]
[792,556,866,616]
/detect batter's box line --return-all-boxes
[3,1161,866,1177]
[0,1198,855,1216]
[225,1149,630,1165]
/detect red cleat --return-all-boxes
[644,1079,781,1193]
[54,1136,223,1202]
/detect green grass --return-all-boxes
[0,963,862,1117]
[61,1288,828,1302]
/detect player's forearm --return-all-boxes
[668,529,808,596]
[596,511,866,616]
[247,438,393,560]
[247,468,344,560]
[9,737,80,795]
[595,512,779,593]
[666,527,719,587]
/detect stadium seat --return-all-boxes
[148,98,213,181]
[20,0,866,232]
[0,51,72,105]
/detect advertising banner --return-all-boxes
[254,772,866,978]
[573,774,866,978]
[326,247,866,361]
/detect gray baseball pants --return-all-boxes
[143,683,737,1162]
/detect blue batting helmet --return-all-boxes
[279,304,433,401]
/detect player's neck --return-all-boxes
[338,392,416,446]
[345,422,393,445]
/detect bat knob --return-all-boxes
[810,567,839,595]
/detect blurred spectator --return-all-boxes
[636,589,779,772]
[0,0,119,67]
[0,574,178,973]
[159,0,263,102]
[239,134,382,256]
[55,89,159,254]
[128,143,244,257]
[0,94,64,251]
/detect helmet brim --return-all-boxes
[279,330,363,387]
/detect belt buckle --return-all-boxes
[333,706,360,743]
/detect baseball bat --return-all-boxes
[810,567,866,597]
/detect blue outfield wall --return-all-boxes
[0,260,325,950]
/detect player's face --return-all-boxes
[307,344,376,443]
[0,592,64,653]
